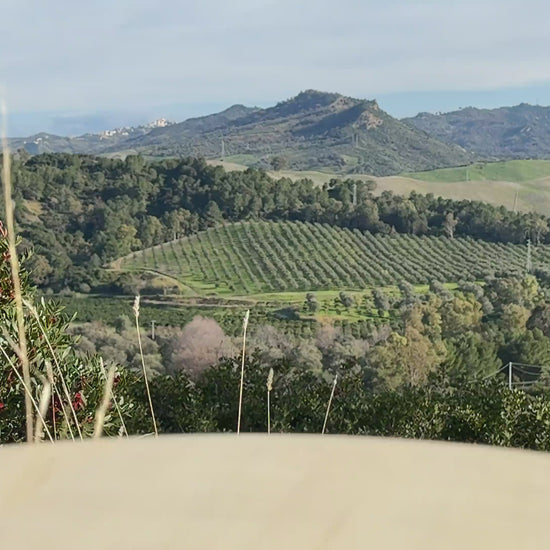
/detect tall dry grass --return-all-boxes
[93,364,116,438]
[237,309,249,434]
[23,298,81,440]
[266,367,274,434]
[1,100,33,441]
[133,295,158,437]
[322,374,338,435]
[34,379,51,442]
[0,343,53,442]
[99,358,128,437]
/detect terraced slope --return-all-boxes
[115,221,549,294]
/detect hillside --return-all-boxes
[115,90,472,175]
[12,154,550,292]
[114,221,541,295]
[405,103,550,160]
[11,91,471,176]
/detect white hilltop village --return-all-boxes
[100,118,173,138]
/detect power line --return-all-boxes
[483,362,550,391]
[482,365,508,380]
[511,362,550,370]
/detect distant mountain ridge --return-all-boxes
[8,90,472,175]
[405,103,550,160]
[118,90,471,175]
[8,119,175,155]
[17,91,550,175]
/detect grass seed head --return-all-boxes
[133,295,140,318]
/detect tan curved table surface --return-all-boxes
[1,434,549,549]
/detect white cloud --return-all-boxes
[1,0,549,111]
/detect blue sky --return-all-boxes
[2,0,550,135]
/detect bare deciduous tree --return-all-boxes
[165,316,235,378]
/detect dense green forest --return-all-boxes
[7,153,550,291]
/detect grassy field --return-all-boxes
[404,160,550,183]
[113,221,543,297]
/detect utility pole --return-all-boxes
[352,182,357,208]
[513,190,519,213]
[151,320,156,340]
[527,238,532,273]
[508,362,513,390]
[221,138,225,160]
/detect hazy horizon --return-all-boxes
[7,85,550,137]
[3,0,550,135]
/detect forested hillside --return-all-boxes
[7,153,550,292]
[405,103,550,160]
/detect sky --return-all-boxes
[2,0,550,136]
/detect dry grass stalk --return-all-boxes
[133,296,158,437]
[34,379,51,442]
[22,298,80,440]
[99,357,128,437]
[236,309,249,435]
[0,344,53,442]
[322,373,338,435]
[93,364,116,438]
[1,100,33,442]
[44,361,57,439]
[266,367,274,434]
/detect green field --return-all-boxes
[405,160,550,183]
[114,221,547,296]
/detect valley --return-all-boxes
[6,97,550,447]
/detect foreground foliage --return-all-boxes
[111,357,550,451]
[0,226,134,441]
[4,349,550,451]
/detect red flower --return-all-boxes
[72,392,84,410]
[0,402,5,411]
